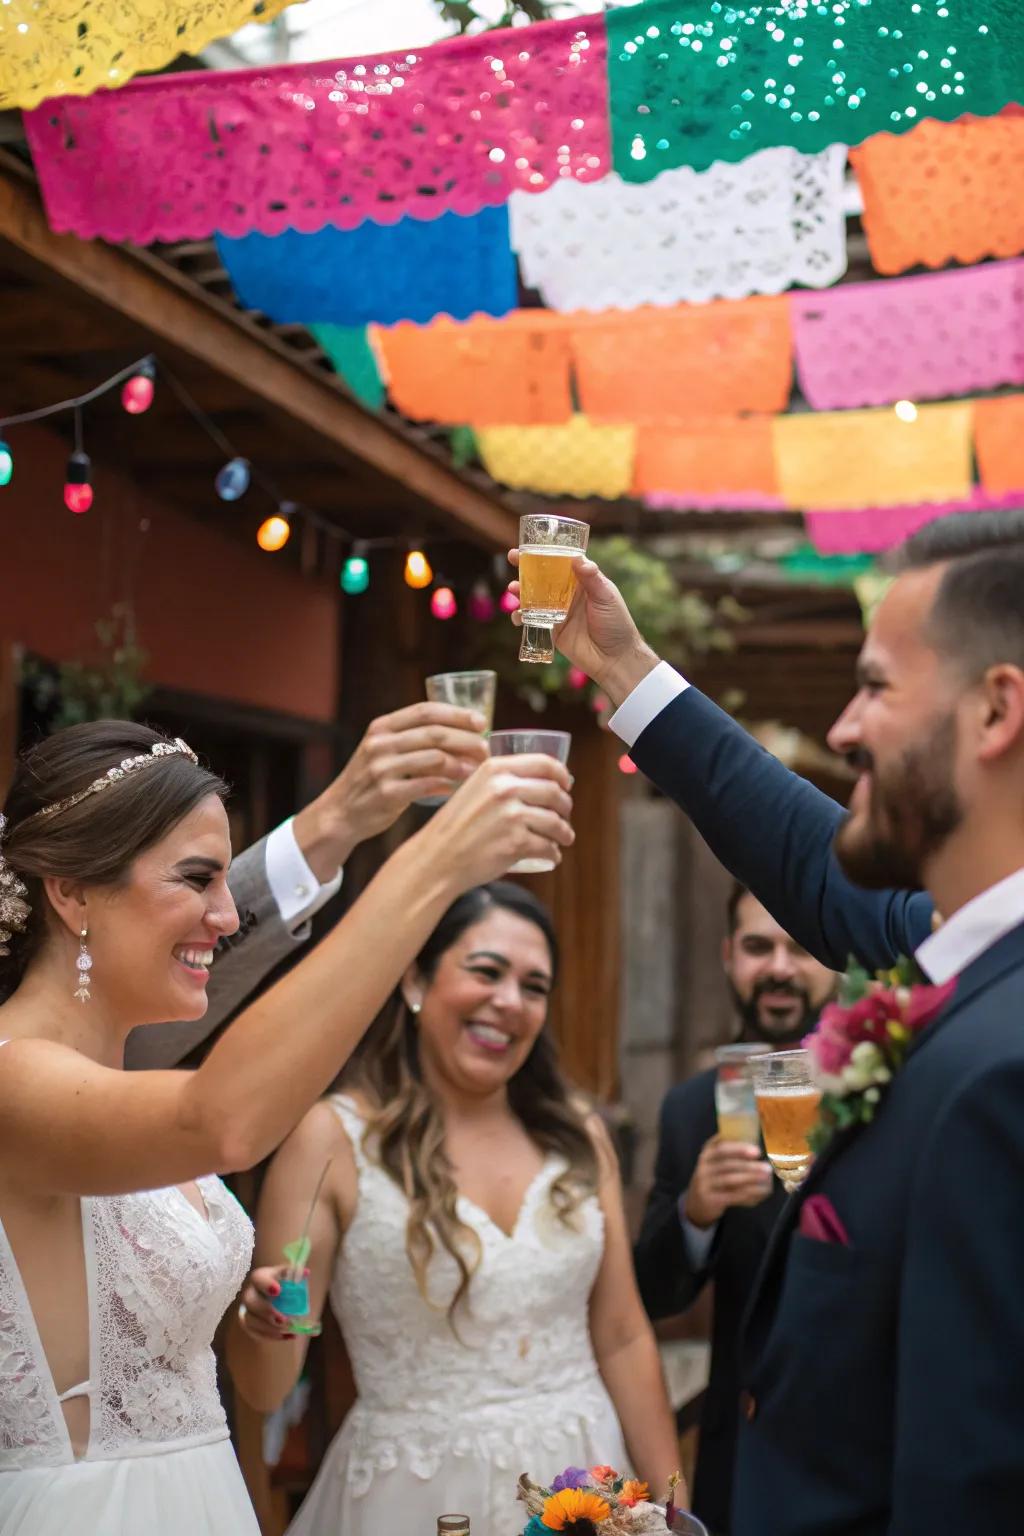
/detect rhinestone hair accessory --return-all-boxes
[28,738,200,825]
[0,814,30,957]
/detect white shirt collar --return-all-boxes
[915,866,1024,984]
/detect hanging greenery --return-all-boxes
[431,1,566,33]
[19,605,150,731]
[470,534,743,716]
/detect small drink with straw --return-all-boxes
[275,1159,333,1337]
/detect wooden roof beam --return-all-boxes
[0,164,516,550]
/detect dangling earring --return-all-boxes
[74,924,93,1004]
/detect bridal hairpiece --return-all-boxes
[0,815,30,957]
[26,738,199,824]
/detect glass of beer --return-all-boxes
[517,513,590,665]
[751,1049,821,1193]
[714,1043,770,1144]
[416,670,497,808]
[488,729,570,873]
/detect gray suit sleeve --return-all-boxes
[124,834,312,1070]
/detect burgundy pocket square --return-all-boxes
[800,1194,850,1246]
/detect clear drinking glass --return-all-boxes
[416,670,497,808]
[670,1513,710,1536]
[714,1042,770,1144]
[488,729,570,874]
[517,513,590,665]
[751,1049,822,1194]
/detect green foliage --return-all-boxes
[20,605,150,731]
[433,1,565,33]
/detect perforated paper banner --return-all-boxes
[773,402,973,511]
[373,313,573,427]
[807,491,1024,554]
[509,145,847,311]
[572,298,792,423]
[216,206,517,327]
[607,0,1024,180]
[633,417,779,498]
[24,14,610,242]
[309,326,385,410]
[0,0,295,110]
[476,415,636,499]
[974,396,1024,493]
[792,260,1024,410]
[851,113,1024,274]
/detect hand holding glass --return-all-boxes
[488,730,570,873]
[751,1049,821,1193]
[416,671,496,808]
[517,514,589,665]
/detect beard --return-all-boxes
[834,712,963,890]
[729,977,823,1046]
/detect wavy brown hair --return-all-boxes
[341,882,599,1328]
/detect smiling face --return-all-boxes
[83,794,239,1026]
[724,892,837,1044]
[827,567,967,890]
[405,905,554,1099]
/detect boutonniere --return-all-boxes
[803,956,956,1155]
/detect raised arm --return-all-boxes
[0,755,572,1198]
[507,553,933,973]
[126,701,492,1070]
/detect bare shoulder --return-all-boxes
[279,1099,352,1167]
[583,1110,619,1178]
[0,1035,109,1100]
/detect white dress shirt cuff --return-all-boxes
[265,818,343,935]
[678,1194,718,1269]
[608,661,690,749]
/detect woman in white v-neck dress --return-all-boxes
[0,721,568,1535]
[229,882,682,1535]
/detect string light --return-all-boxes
[431,585,457,620]
[618,753,639,775]
[468,581,495,622]
[341,546,370,595]
[64,451,93,515]
[404,548,433,589]
[121,361,156,415]
[568,667,589,690]
[500,589,520,614]
[257,513,291,552]
[894,399,918,423]
[0,440,11,487]
[215,456,251,501]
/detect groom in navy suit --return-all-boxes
[512,510,1024,1533]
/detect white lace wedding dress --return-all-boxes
[0,1168,256,1535]
[288,1095,628,1536]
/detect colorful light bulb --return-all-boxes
[215,457,251,501]
[404,549,433,589]
[618,753,639,775]
[63,450,93,514]
[341,554,370,595]
[500,589,520,614]
[431,586,457,620]
[257,514,291,552]
[121,363,155,415]
[568,666,588,690]
[468,581,495,622]
[0,440,11,487]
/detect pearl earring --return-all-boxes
[74,924,93,1004]
[409,1001,422,1016]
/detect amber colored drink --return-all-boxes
[518,545,579,626]
[755,1086,821,1190]
[717,1107,762,1145]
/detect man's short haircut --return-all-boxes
[726,880,751,935]
[888,509,1024,680]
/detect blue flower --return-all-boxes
[524,1518,549,1536]
[551,1467,590,1492]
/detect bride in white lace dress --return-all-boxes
[0,720,571,1535]
[229,882,681,1535]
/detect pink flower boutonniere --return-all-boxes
[802,956,956,1155]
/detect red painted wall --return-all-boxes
[0,425,338,723]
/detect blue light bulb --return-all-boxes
[215,457,251,501]
[340,555,370,596]
[0,440,11,487]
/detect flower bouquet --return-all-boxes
[517,1467,688,1535]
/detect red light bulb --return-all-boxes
[431,586,457,620]
[64,449,93,514]
[121,367,155,415]
[500,589,520,614]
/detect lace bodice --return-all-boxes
[327,1096,610,1494]
[0,1177,253,1470]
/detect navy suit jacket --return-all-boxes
[631,688,1024,1533]
[635,1068,785,1534]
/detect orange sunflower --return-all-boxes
[541,1489,612,1530]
